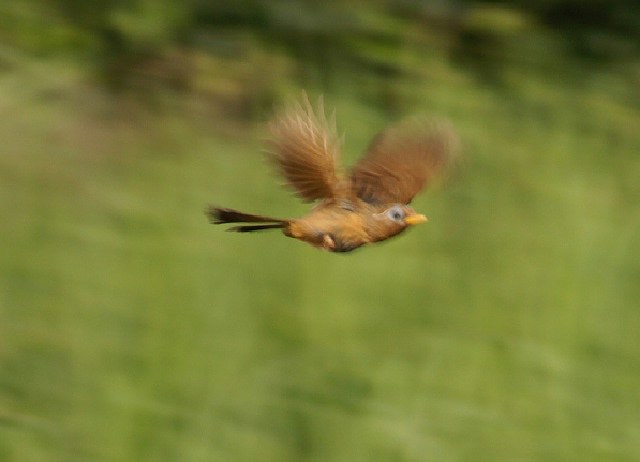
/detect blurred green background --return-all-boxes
[1,1,640,460]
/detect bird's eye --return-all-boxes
[387,206,405,222]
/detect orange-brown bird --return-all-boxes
[207,94,458,252]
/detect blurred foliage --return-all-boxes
[1,1,640,461]
[2,0,639,111]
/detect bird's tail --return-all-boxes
[206,206,288,233]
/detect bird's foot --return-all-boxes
[322,234,336,251]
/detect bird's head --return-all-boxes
[367,204,428,241]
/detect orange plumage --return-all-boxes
[207,93,458,252]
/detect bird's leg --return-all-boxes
[322,234,336,251]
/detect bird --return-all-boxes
[206,93,458,253]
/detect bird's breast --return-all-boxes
[285,207,370,251]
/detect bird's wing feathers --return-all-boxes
[350,118,458,205]
[267,94,343,202]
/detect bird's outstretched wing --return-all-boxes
[350,118,458,205]
[267,93,343,202]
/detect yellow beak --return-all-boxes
[405,213,428,225]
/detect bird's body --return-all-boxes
[207,93,458,253]
[286,202,369,252]
[287,200,396,252]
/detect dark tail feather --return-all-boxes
[206,206,287,232]
[227,223,285,233]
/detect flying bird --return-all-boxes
[207,94,458,252]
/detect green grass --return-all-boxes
[0,58,639,461]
